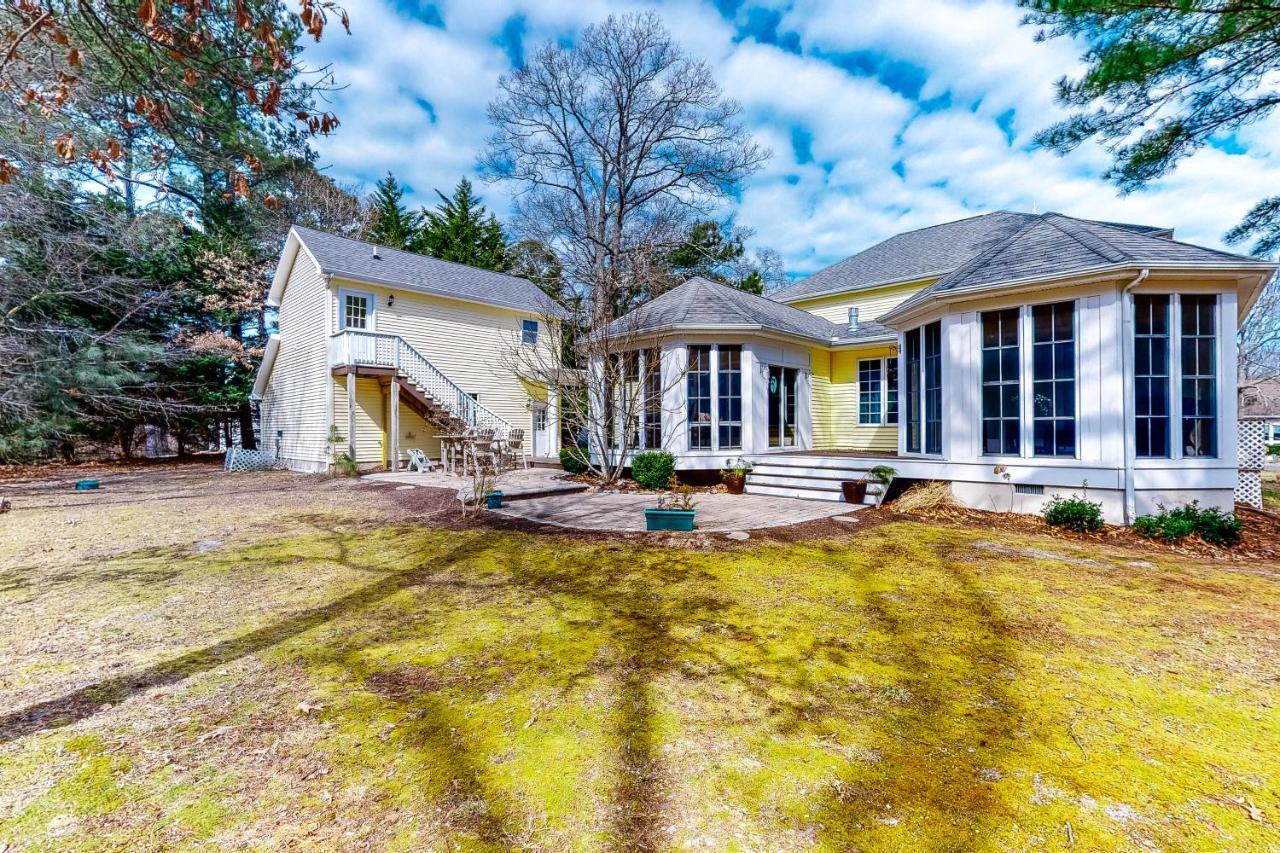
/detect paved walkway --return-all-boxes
[363,467,585,502]
[492,491,861,532]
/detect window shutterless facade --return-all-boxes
[886,356,899,425]
[981,308,1020,455]
[686,346,713,449]
[1134,295,1171,458]
[904,329,922,453]
[1031,301,1076,457]
[339,289,373,331]
[1181,295,1218,458]
[717,346,743,449]
[858,359,883,425]
[521,319,539,345]
[924,322,942,454]
[643,349,662,450]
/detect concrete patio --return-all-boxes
[491,490,862,532]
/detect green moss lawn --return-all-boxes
[0,465,1276,850]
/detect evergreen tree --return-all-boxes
[413,178,509,270]
[667,220,766,295]
[364,173,421,250]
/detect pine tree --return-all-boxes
[364,173,421,250]
[413,178,509,270]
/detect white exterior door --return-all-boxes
[531,404,550,458]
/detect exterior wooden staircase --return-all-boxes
[329,330,512,439]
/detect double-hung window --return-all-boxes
[858,359,883,425]
[686,346,713,449]
[1031,302,1076,457]
[1181,295,1218,457]
[340,290,373,331]
[981,309,1020,455]
[717,346,743,449]
[521,319,539,345]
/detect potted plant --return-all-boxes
[720,457,753,495]
[644,474,697,531]
[484,490,504,509]
[841,464,897,505]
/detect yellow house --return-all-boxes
[251,227,563,473]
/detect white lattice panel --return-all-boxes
[1236,419,1265,509]
[224,447,280,472]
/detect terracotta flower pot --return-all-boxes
[841,480,867,504]
[723,472,746,495]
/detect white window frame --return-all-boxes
[338,287,376,332]
[857,356,896,426]
[521,318,539,346]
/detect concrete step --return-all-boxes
[744,481,879,504]
[748,472,883,497]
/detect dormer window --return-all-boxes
[848,307,859,331]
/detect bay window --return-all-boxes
[1134,296,1170,458]
[643,349,662,450]
[1031,302,1076,457]
[1180,295,1218,457]
[981,308,1020,455]
[1132,293,1219,459]
[717,346,743,449]
[686,346,713,449]
[924,322,942,454]
[905,329,922,452]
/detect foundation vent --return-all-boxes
[1014,483,1045,495]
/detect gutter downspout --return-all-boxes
[1120,268,1150,524]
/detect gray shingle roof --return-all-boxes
[292,225,563,316]
[605,276,893,344]
[885,212,1271,319]
[773,211,1177,304]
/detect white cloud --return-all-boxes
[298,0,1273,278]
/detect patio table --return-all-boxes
[437,434,473,475]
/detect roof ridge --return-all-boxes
[1040,213,1130,264]
[1069,216,1266,265]
[292,224,528,283]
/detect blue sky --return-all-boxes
[303,0,1280,276]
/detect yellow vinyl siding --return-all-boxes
[332,376,386,465]
[396,402,440,465]
[810,348,834,448]
[819,346,899,452]
[331,280,550,453]
[259,251,331,468]
[790,280,931,325]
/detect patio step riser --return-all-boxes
[744,482,878,504]
[748,473,883,495]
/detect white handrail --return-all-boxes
[330,331,511,438]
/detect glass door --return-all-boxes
[768,366,798,448]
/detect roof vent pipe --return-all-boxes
[847,307,859,331]
[372,244,380,259]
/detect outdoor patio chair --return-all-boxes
[406,448,434,473]
[504,428,527,469]
[469,434,502,475]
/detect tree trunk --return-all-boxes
[118,422,137,459]
[238,402,257,450]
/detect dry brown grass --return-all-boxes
[888,480,959,514]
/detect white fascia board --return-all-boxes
[249,335,281,401]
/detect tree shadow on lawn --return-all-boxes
[296,531,1031,848]
[0,528,498,744]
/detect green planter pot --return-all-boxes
[484,491,504,509]
[74,479,100,491]
[645,508,696,531]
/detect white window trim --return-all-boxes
[337,287,376,332]
[684,344,743,452]
[521,318,539,346]
[857,356,887,426]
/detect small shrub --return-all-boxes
[333,451,358,477]
[1133,501,1243,546]
[1267,443,1280,457]
[1042,495,1105,532]
[559,446,589,475]
[631,450,676,490]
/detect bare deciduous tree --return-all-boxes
[481,11,768,325]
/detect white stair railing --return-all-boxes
[329,330,511,438]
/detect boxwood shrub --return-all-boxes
[559,446,589,475]
[631,451,676,490]
[1042,495,1105,532]
[1133,502,1243,546]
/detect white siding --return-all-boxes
[260,253,331,471]
[329,280,549,447]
